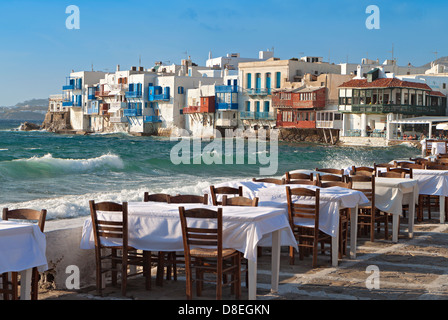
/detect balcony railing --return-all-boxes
[215,85,238,93]
[63,85,74,91]
[143,116,162,123]
[125,91,142,99]
[245,88,272,96]
[339,103,445,116]
[183,106,200,114]
[86,106,99,115]
[123,109,143,117]
[216,103,238,111]
[149,94,170,102]
[110,117,127,123]
[62,101,73,107]
[95,91,110,97]
[240,111,275,120]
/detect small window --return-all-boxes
[178,87,184,94]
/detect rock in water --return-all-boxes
[20,122,42,131]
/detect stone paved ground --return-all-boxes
[39,214,448,301]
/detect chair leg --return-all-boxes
[143,251,151,290]
[31,267,39,300]
[121,257,127,296]
[289,245,295,265]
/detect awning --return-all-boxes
[436,122,448,130]
[389,116,448,125]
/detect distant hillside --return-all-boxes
[0,98,48,121]
[420,56,448,69]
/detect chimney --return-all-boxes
[116,65,120,72]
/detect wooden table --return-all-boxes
[0,221,47,300]
[80,202,297,300]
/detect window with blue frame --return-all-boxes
[246,73,252,89]
[246,101,251,112]
[276,72,281,88]
[264,101,270,112]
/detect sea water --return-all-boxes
[0,120,421,221]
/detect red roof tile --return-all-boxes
[339,78,432,90]
[430,90,446,97]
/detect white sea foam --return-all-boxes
[12,153,124,173]
[0,180,213,221]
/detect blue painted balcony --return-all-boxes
[86,104,99,115]
[123,109,143,117]
[216,103,239,111]
[63,85,74,91]
[149,86,170,102]
[143,116,162,123]
[215,85,238,93]
[125,91,142,99]
[62,101,73,107]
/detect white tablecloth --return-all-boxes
[204,180,275,204]
[256,184,368,238]
[412,169,448,197]
[0,221,48,274]
[432,142,446,156]
[80,202,297,262]
[372,178,419,215]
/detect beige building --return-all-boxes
[238,57,341,129]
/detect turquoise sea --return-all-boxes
[0,120,421,221]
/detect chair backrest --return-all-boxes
[316,173,346,182]
[350,175,375,207]
[319,180,353,189]
[351,166,375,175]
[285,172,313,184]
[410,157,430,165]
[426,164,448,170]
[167,194,208,205]
[286,179,319,186]
[437,153,448,159]
[286,187,320,229]
[143,192,169,203]
[387,167,413,178]
[315,168,344,175]
[179,207,223,259]
[89,201,128,249]
[437,157,448,164]
[222,196,259,207]
[209,186,243,206]
[2,208,47,232]
[400,162,425,170]
[374,163,396,169]
[378,171,406,178]
[252,178,285,185]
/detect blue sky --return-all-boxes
[0,0,447,106]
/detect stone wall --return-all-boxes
[279,128,339,144]
[41,111,72,133]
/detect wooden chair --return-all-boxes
[373,163,396,175]
[89,201,152,296]
[285,172,313,184]
[387,167,413,178]
[142,193,180,286]
[222,196,258,207]
[167,194,208,205]
[143,192,170,203]
[222,195,258,287]
[400,163,425,170]
[315,168,344,175]
[351,166,375,176]
[350,175,389,241]
[209,186,243,206]
[287,187,335,267]
[426,164,448,170]
[317,173,348,184]
[286,179,319,186]
[179,207,242,300]
[437,158,448,165]
[1,208,47,300]
[377,171,406,178]
[252,178,285,185]
[319,180,352,189]
[410,158,430,165]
